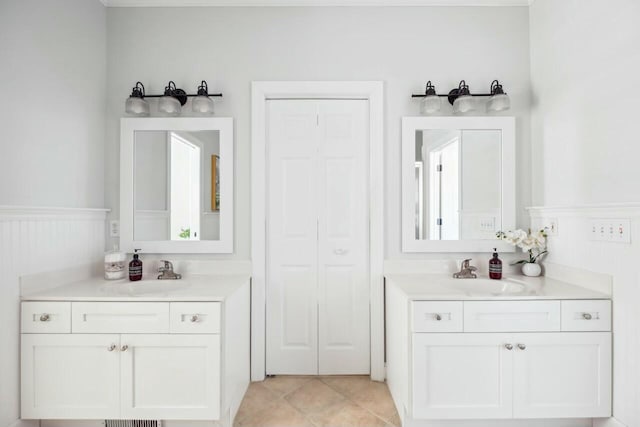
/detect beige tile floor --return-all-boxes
[234,376,401,427]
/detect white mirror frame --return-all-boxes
[402,116,516,253]
[120,117,234,254]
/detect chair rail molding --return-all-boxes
[0,205,110,221]
[527,202,640,218]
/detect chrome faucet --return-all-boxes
[157,260,182,280]
[453,259,478,279]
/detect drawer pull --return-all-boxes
[108,344,117,352]
[582,313,593,320]
[190,315,200,323]
[434,314,442,321]
[504,343,514,350]
[121,345,129,352]
[517,343,526,350]
[39,314,51,322]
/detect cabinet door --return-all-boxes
[513,332,611,418]
[412,333,513,419]
[21,334,120,419]
[120,334,220,420]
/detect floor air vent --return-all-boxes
[105,420,161,427]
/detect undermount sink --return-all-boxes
[103,279,190,296]
[448,278,526,295]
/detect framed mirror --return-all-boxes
[402,117,515,252]
[120,117,233,253]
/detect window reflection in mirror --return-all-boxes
[414,129,501,241]
[133,130,220,241]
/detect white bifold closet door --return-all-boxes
[266,99,370,375]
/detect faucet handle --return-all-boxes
[158,260,173,271]
[462,258,472,268]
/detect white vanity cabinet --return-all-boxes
[386,287,612,425]
[21,280,250,426]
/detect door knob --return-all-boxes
[517,343,526,350]
[504,343,514,350]
[39,314,50,322]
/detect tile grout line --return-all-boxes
[318,377,400,427]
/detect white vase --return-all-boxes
[522,262,542,277]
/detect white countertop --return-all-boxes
[385,274,611,300]
[21,274,250,302]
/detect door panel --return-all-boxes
[21,334,120,419]
[120,334,220,420]
[412,333,513,419]
[266,100,319,374]
[512,332,611,418]
[317,100,370,374]
[266,99,370,375]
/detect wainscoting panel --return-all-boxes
[0,206,108,427]
[529,204,640,427]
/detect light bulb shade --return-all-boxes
[158,96,181,116]
[192,95,214,114]
[487,93,511,112]
[125,96,149,116]
[420,95,441,115]
[453,95,475,114]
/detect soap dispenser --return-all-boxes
[129,249,143,281]
[489,248,502,280]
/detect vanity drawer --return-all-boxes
[464,301,561,332]
[561,300,611,331]
[72,302,170,333]
[170,302,221,334]
[21,302,71,333]
[413,301,463,332]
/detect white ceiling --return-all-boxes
[101,0,532,7]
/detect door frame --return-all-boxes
[251,81,384,381]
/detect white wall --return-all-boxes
[0,2,107,427]
[0,0,107,208]
[530,0,640,207]
[529,1,640,425]
[105,6,532,261]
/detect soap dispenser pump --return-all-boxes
[129,249,143,281]
[489,248,502,280]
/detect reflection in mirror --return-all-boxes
[414,129,501,241]
[134,130,220,241]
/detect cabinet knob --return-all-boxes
[504,343,514,350]
[108,344,117,352]
[191,315,199,323]
[517,343,526,350]
[434,314,442,321]
[39,314,50,322]
[121,345,129,352]
[582,313,593,320]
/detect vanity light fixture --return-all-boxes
[451,80,475,114]
[158,81,186,116]
[486,80,511,112]
[420,81,441,114]
[125,82,150,116]
[124,80,223,116]
[412,79,510,114]
[192,80,215,115]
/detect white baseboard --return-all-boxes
[593,417,627,427]
[9,420,39,427]
[404,419,592,427]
